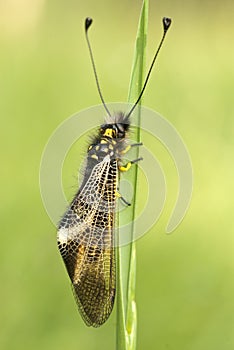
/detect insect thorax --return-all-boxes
[88,112,130,163]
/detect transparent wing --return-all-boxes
[57,155,117,327]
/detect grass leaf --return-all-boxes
[116,1,148,349]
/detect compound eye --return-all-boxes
[116,123,125,134]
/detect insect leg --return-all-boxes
[121,142,143,155]
[130,142,143,148]
[119,157,143,172]
[115,190,131,206]
[117,144,143,204]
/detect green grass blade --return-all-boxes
[116,1,148,349]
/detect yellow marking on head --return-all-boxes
[91,154,98,160]
[103,128,116,138]
[119,162,132,172]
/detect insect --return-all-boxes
[57,16,171,327]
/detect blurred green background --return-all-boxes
[1,0,234,349]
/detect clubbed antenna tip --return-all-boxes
[85,17,93,32]
[163,17,172,31]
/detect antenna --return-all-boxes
[85,18,112,118]
[85,17,172,119]
[126,17,172,118]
